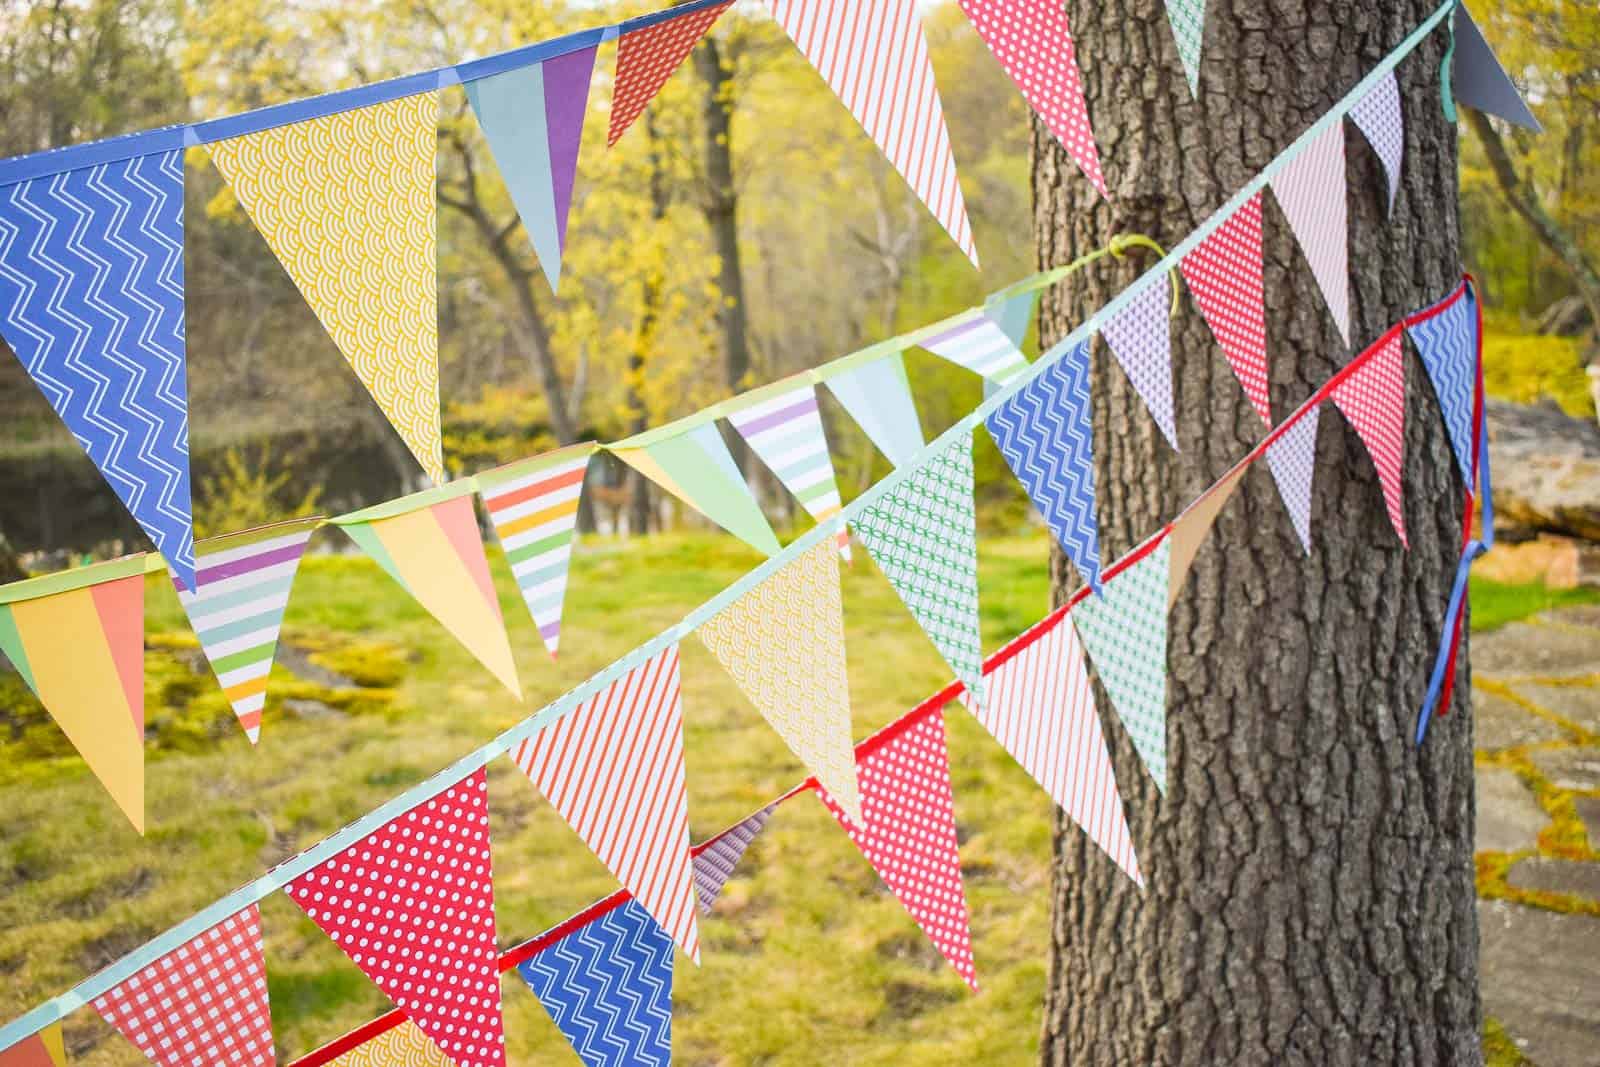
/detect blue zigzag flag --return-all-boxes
[1406,285,1478,487]
[985,337,1102,592]
[0,150,195,587]
[519,898,674,1067]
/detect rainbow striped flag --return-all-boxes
[477,445,592,657]
[726,381,850,560]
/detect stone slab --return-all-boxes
[1477,766,1550,854]
[1506,857,1600,901]
[1575,795,1600,837]
[1529,747,1600,793]
[1474,688,1567,751]
[1478,899,1600,1067]
[1471,622,1600,677]
[1510,681,1600,735]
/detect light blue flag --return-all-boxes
[824,351,926,467]
[987,288,1038,351]
[466,46,597,292]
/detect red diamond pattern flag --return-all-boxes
[609,1,734,146]
[980,616,1141,884]
[93,905,274,1067]
[512,643,700,962]
[816,710,978,991]
[288,771,506,1067]
[1330,333,1409,546]
[1181,194,1271,425]
[958,0,1106,196]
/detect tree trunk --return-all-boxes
[1035,4,1479,1065]
[627,109,673,538]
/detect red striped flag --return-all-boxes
[512,644,701,961]
[768,0,978,266]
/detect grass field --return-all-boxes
[0,531,1582,1065]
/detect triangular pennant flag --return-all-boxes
[1181,194,1272,425]
[1349,70,1405,216]
[478,445,592,657]
[918,313,1030,386]
[207,94,444,484]
[1265,406,1321,555]
[511,643,701,961]
[988,288,1038,350]
[1163,0,1207,95]
[853,431,986,709]
[1406,285,1478,485]
[518,898,674,1067]
[1271,122,1351,345]
[609,1,734,146]
[93,905,274,1067]
[0,1023,65,1067]
[173,517,320,743]
[1168,464,1248,608]
[769,0,978,265]
[1071,538,1172,793]
[980,617,1141,883]
[326,1022,453,1067]
[822,352,925,468]
[0,150,196,588]
[0,557,145,831]
[336,491,521,697]
[726,383,851,560]
[693,804,777,913]
[957,0,1107,197]
[288,770,506,1067]
[816,710,978,990]
[467,47,596,293]
[698,538,862,820]
[611,422,781,556]
[1330,333,1409,546]
[1101,275,1180,450]
[1454,4,1542,131]
[986,339,1103,593]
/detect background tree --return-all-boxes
[1034,2,1479,1062]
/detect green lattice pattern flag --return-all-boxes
[1071,538,1172,792]
[854,430,985,709]
[1164,0,1205,95]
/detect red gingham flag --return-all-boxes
[815,710,979,991]
[609,1,734,146]
[1330,332,1409,546]
[979,615,1141,884]
[93,905,274,1067]
[287,771,507,1067]
[512,644,700,962]
[958,0,1107,197]
[1181,194,1272,425]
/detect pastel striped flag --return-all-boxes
[980,615,1141,884]
[1330,333,1409,546]
[336,490,521,697]
[478,444,592,657]
[1265,406,1321,554]
[0,556,146,831]
[612,422,781,557]
[918,313,1030,386]
[0,1023,64,1067]
[174,516,319,743]
[693,804,776,913]
[512,644,701,961]
[726,382,850,560]
[1271,121,1351,346]
[822,352,925,468]
[1181,194,1271,425]
[768,0,978,266]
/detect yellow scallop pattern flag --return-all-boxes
[326,1022,453,1067]
[207,94,444,484]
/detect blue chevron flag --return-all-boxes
[985,338,1102,592]
[1406,286,1478,486]
[0,150,195,587]
[519,898,674,1067]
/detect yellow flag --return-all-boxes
[327,1021,452,1067]
[0,1022,67,1066]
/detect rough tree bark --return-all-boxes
[1035,3,1479,1064]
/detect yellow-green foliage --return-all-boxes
[1482,1017,1534,1066]
[192,446,324,540]
[1482,323,1595,418]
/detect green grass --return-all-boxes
[1469,576,1600,633]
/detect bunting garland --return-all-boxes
[1330,332,1410,546]
[822,353,926,468]
[326,1024,453,1067]
[610,1,734,146]
[692,804,776,913]
[0,1026,63,1067]
[987,288,1038,350]
[1452,3,1542,131]
[726,382,851,560]
[1181,194,1272,425]
[1407,283,1478,484]
[1271,121,1352,345]
[1101,275,1180,450]
[1349,70,1405,216]
[918,313,1031,386]
[612,422,781,557]
[1265,407,1322,554]
[1167,465,1248,608]
[1163,0,1207,95]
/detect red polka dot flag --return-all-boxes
[1329,331,1409,546]
[609,1,734,146]
[815,709,978,991]
[287,769,507,1067]
[1180,193,1272,425]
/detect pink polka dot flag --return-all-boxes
[815,710,978,991]
[1180,193,1272,425]
[92,905,273,1067]
[287,770,507,1067]
[609,1,734,146]
[958,0,1107,197]
[1329,332,1409,546]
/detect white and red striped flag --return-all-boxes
[512,643,701,961]
[767,0,978,266]
[1330,333,1409,546]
